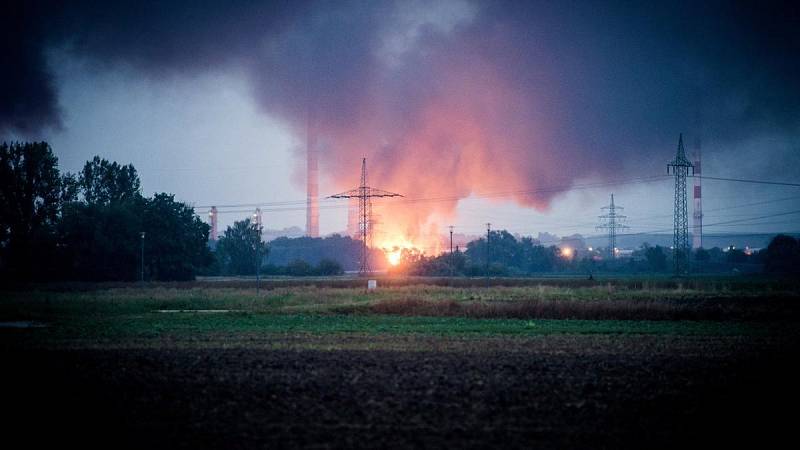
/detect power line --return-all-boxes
[696,175,800,188]
[193,173,800,212]
[192,175,670,210]
[606,209,800,240]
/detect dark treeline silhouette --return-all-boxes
[209,225,796,278]
[209,218,346,277]
[763,234,800,274]
[266,235,382,271]
[262,258,344,277]
[210,229,362,275]
[390,230,796,277]
[4,142,797,282]
[1,142,211,282]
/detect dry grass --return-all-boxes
[12,274,799,293]
[3,280,798,322]
[364,294,799,321]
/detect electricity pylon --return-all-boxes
[596,193,628,259]
[667,134,694,276]
[329,158,403,275]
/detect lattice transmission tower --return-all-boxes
[329,158,403,275]
[667,134,694,276]
[596,193,628,259]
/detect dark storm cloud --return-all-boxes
[4,0,799,135]
[2,0,310,133]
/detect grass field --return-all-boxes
[2,278,799,448]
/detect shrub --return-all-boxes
[317,259,343,276]
[286,259,314,276]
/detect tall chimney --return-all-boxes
[306,116,319,237]
[346,197,358,239]
[692,138,703,249]
[208,206,218,241]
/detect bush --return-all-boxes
[316,259,343,276]
[286,259,314,276]
[764,234,800,274]
[260,264,285,276]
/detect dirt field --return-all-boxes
[3,332,798,449]
[2,281,798,448]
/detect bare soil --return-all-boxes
[3,333,797,449]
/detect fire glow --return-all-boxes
[377,236,422,266]
[386,249,402,266]
[300,4,615,249]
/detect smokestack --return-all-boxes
[306,116,319,237]
[692,138,703,249]
[346,197,358,239]
[253,207,262,229]
[208,206,218,241]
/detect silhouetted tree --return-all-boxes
[79,156,141,205]
[695,247,710,261]
[644,245,668,272]
[142,193,212,281]
[216,219,267,275]
[286,259,313,276]
[266,234,363,270]
[0,142,63,280]
[59,157,211,280]
[763,234,800,274]
[726,248,748,264]
[59,199,144,280]
[316,258,343,276]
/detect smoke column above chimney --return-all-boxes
[306,115,319,238]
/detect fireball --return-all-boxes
[387,250,402,266]
[377,236,421,267]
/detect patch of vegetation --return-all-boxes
[19,313,774,342]
[2,282,795,347]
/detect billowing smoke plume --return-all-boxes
[3,0,799,246]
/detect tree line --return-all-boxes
[1,142,211,282]
[3,141,797,281]
[391,230,800,276]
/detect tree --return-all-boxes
[526,245,558,272]
[644,245,668,272]
[58,200,144,280]
[694,247,710,261]
[59,158,212,281]
[726,248,748,264]
[0,142,63,279]
[58,155,146,280]
[316,258,343,276]
[215,219,267,275]
[286,259,313,276]
[79,156,141,205]
[142,193,212,281]
[265,234,362,270]
[763,234,800,274]
[2,145,213,281]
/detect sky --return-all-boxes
[3,0,799,250]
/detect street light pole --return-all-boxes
[486,223,491,287]
[140,232,145,282]
[449,225,454,276]
[253,213,261,295]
